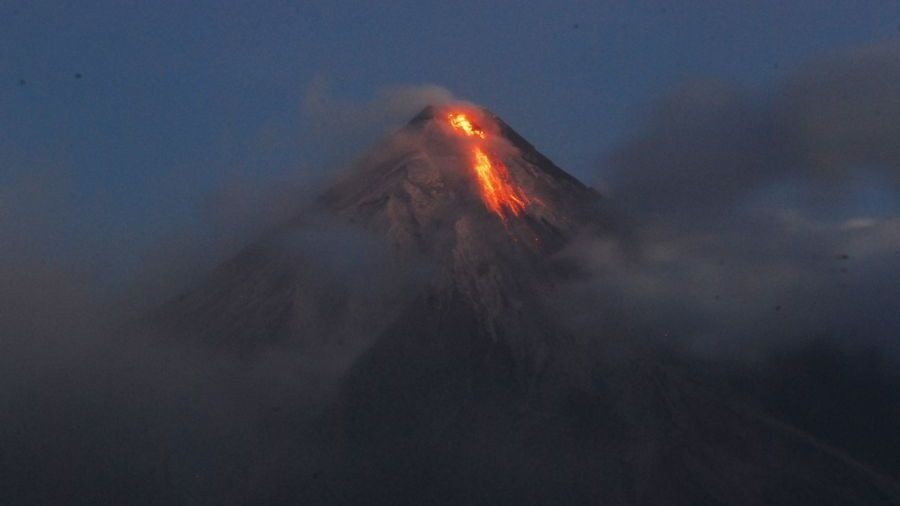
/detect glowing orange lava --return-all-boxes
[448,113,486,138]
[472,147,527,217]
[447,112,529,219]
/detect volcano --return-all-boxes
[156,105,900,505]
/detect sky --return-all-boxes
[2,0,899,277]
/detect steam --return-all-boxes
[301,78,456,167]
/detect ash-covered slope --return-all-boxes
[321,105,606,373]
[156,105,900,505]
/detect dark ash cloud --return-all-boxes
[604,41,900,226]
[567,41,900,358]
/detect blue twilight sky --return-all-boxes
[2,1,898,275]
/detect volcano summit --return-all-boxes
[156,104,900,505]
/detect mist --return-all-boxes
[0,85,446,504]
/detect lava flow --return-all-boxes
[448,113,486,138]
[447,112,528,219]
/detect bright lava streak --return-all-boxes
[447,112,528,220]
[472,147,527,217]
[448,113,485,138]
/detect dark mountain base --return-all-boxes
[287,295,900,506]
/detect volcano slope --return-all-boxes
[158,105,900,505]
